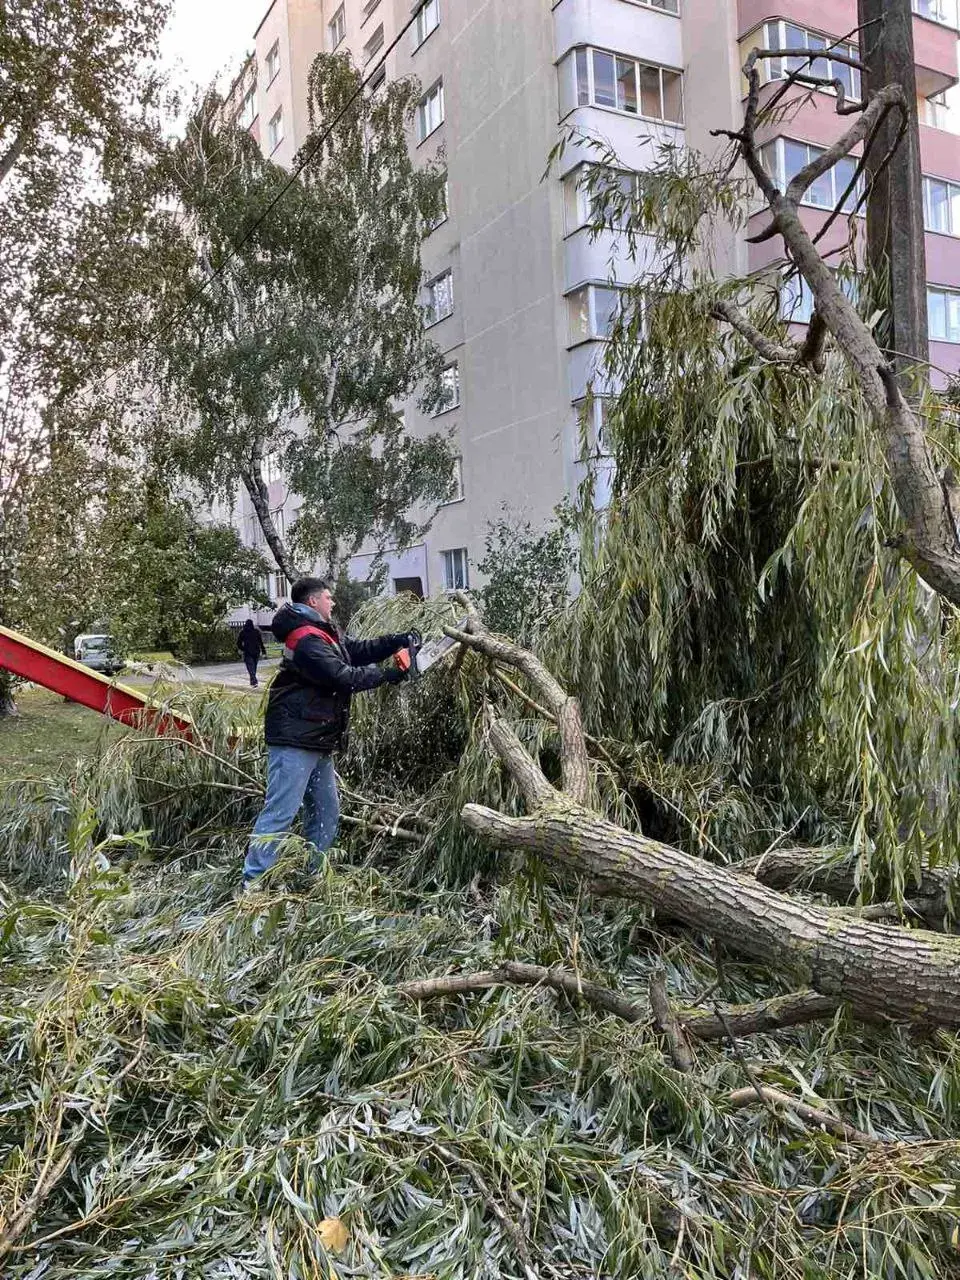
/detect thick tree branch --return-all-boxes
[727,1086,888,1146]
[712,50,960,604]
[398,962,841,1039]
[445,605,592,807]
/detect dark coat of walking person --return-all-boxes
[242,577,417,888]
[237,619,267,687]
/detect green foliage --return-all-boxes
[2,705,960,1278]
[477,503,576,644]
[156,54,454,582]
[90,488,270,660]
[546,146,960,903]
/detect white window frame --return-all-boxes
[265,41,280,86]
[441,547,469,590]
[423,269,454,326]
[762,20,861,101]
[426,177,449,232]
[566,282,625,344]
[913,0,959,30]
[363,23,384,64]
[328,5,346,50]
[238,85,257,129]
[441,457,464,505]
[928,285,960,342]
[434,362,460,415]
[563,47,683,125]
[576,398,614,459]
[923,174,960,235]
[761,136,864,213]
[564,164,636,234]
[417,80,445,144]
[268,107,283,153]
[413,0,441,50]
[780,270,859,323]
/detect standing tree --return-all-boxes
[0,0,178,710]
[157,54,454,586]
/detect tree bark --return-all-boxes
[241,435,301,584]
[714,50,960,604]
[741,846,956,926]
[448,603,960,1032]
[461,800,960,1029]
[858,0,929,382]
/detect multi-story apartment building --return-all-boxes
[220,0,960,618]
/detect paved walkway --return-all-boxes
[127,659,280,692]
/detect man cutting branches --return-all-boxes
[243,577,417,887]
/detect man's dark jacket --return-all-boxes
[238,625,266,660]
[265,602,406,752]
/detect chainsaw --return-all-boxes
[394,616,469,681]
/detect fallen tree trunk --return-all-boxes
[445,596,960,1032]
[741,846,955,927]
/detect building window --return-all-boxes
[762,21,860,101]
[761,137,863,212]
[780,271,858,323]
[368,65,387,93]
[329,5,346,50]
[265,41,280,86]
[923,90,954,131]
[363,23,384,64]
[924,175,960,234]
[435,363,460,414]
[423,269,454,326]
[577,398,614,457]
[417,80,445,143]
[271,507,286,539]
[238,85,257,129]
[362,0,381,20]
[426,177,449,232]
[441,547,469,590]
[414,0,440,49]
[263,452,282,484]
[560,47,683,124]
[564,165,636,233]
[928,286,960,342]
[442,457,464,504]
[913,0,959,29]
[268,107,283,152]
[566,283,624,343]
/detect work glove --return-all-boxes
[389,630,421,652]
[383,666,407,685]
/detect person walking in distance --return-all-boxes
[237,619,267,688]
[243,577,416,887]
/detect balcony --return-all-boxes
[913,0,958,32]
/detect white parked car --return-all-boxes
[74,633,124,676]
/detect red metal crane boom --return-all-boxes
[0,625,193,737]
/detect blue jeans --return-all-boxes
[244,746,340,882]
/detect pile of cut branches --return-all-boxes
[2,653,960,1278]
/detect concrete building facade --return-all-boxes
[220,0,960,616]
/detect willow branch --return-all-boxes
[650,968,695,1072]
[711,300,797,363]
[727,1086,888,1146]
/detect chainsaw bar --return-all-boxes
[415,616,470,675]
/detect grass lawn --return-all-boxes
[0,687,124,784]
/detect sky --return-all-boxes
[160,0,269,102]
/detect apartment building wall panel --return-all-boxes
[921,122,960,182]
[557,110,683,178]
[564,229,657,292]
[552,0,682,66]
